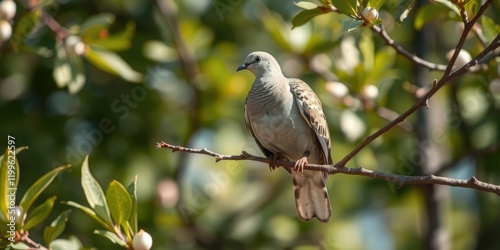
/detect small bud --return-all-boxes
[0,0,16,21]
[0,20,12,43]
[326,81,349,100]
[133,230,153,250]
[13,206,24,224]
[64,35,85,55]
[361,84,379,101]
[445,49,471,69]
[362,7,379,21]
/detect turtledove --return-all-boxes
[237,51,332,222]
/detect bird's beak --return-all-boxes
[237,63,248,72]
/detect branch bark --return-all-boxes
[156,142,500,196]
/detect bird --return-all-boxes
[237,51,332,222]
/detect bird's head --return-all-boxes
[237,51,283,77]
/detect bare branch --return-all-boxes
[370,25,448,71]
[156,142,500,196]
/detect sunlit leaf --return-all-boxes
[84,22,135,51]
[94,230,127,246]
[359,30,374,72]
[395,0,414,23]
[106,180,132,228]
[126,175,138,234]
[9,242,30,249]
[0,147,15,222]
[78,13,116,35]
[23,196,57,231]
[294,1,318,10]
[63,201,109,229]
[292,8,328,29]
[80,156,113,228]
[18,164,71,224]
[49,236,83,250]
[480,15,500,43]
[43,210,71,246]
[368,47,397,84]
[331,0,358,17]
[0,146,27,222]
[85,46,143,82]
[368,0,385,8]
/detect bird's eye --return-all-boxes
[255,56,261,62]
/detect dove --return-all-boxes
[237,51,332,222]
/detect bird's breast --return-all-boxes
[247,94,317,161]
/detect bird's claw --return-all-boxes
[268,153,282,172]
[294,157,308,176]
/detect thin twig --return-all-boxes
[370,25,448,71]
[155,142,500,196]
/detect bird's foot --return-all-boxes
[294,157,308,175]
[268,153,284,172]
[294,151,310,175]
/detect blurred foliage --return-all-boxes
[0,0,499,249]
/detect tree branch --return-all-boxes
[155,142,500,196]
[337,31,500,168]
[370,25,448,71]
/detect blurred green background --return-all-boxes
[1,0,500,249]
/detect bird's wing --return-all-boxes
[288,78,332,165]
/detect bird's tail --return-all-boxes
[292,170,331,222]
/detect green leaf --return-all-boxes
[294,1,318,10]
[53,45,86,94]
[43,210,71,246]
[395,0,415,23]
[49,236,83,250]
[0,146,19,222]
[368,0,385,8]
[481,15,500,43]
[331,0,358,18]
[340,19,364,31]
[414,4,444,30]
[106,180,132,228]
[94,230,127,246]
[432,0,460,16]
[126,175,138,234]
[80,156,114,229]
[367,47,398,84]
[292,8,328,29]
[84,21,135,51]
[359,30,374,73]
[9,242,30,249]
[18,164,71,224]
[11,9,42,51]
[63,201,110,229]
[78,13,116,35]
[23,196,57,231]
[85,46,143,83]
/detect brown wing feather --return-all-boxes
[288,79,332,165]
